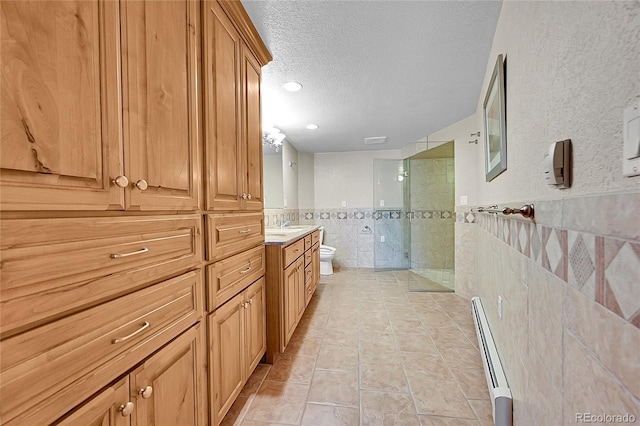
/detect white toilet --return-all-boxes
[318,226,337,275]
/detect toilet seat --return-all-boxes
[320,244,336,254]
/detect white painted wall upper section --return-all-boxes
[314,149,402,209]
[473,0,639,203]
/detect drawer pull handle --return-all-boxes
[294,249,300,253]
[110,247,149,259]
[112,321,150,344]
[119,401,135,417]
[239,265,252,274]
[239,228,252,234]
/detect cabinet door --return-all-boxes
[130,323,207,426]
[245,277,266,373]
[241,44,263,210]
[0,0,123,210]
[121,0,200,210]
[203,1,243,211]
[58,377,131,426]
[283,257,304,347]
[312,243,320,288]
[209,292,245,425]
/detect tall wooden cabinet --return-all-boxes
[204,1,264,212]
[0,0,271,425]
[202,1,271,424]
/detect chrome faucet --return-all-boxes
[280,220,291,228]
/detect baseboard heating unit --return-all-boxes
[471,297,513,426]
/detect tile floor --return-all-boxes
[221,268,492,426]
[409,269,456,291]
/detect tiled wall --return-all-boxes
[409,158,455,270]
[291,208,454,269]
[455,193,640,424]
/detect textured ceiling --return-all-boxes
[242,0,502,153]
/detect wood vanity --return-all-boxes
[264,227,320,363]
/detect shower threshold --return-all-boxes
[408,268,454,292]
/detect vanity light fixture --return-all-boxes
[282,81,303,92]
[306,124,319,130]
[262,127,286,152]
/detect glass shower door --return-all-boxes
[372,159,410,271]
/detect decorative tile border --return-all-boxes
[463,211,640,329]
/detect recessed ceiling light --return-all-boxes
[306,124,319,130]
[282,81,303,92]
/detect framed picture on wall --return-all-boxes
[483,54,507,182]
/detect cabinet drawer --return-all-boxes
[0,215,202,336]
[207,245,265,311]
[206,213,264,261]
[304,264,313,285]
[304,235,312,250]
[1,270,203,426]
[283,239,305,268]
[304,249,312,267]
[311,230,320,246]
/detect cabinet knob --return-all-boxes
[246,193,252,200]
[139,385,153,399]
[247,298,253,305]
[112,176,129,188]
[119,401,135,417]
[134,179,148,191]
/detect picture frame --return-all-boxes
[483,54,507,182]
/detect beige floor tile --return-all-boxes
[400,352,454,381]
[467,399,493,426]
[300,403,360,426]
[438,346,483,370]
[360,362,409,393]
[394,332,440,354]
[308,370,359,407]
[244,380,309,424]
[428,327,476,349]
[408,376,476,419]
[266,353,316,384]
[220,395,253,426]
[449,367,491,400]
[240,364,271,397]
[284,336,323,358]
[360,391,420,425]
[323,327,359,347]
[359,339,402,363]
[316,344,359,371]
[419,415,480,425]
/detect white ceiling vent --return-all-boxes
[364,136,388,145]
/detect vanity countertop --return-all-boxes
[264,225,320,245]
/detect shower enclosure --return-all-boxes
[373,146,455,291]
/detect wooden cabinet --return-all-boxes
[58,377,131,426]
[264,230,320,363]
[0,0,200,211]
[0,0,123,211]
[209,277,265,426]
[131,323,207,426]
[121,0,201,211]
[203,1,264,211]
[283,256,305,346]
[60,324,206,426]
[1,270,203,425]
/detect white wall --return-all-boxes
[447,1,640,424]
[281,140,298,209]
[475,1,639,204]
[263,154,283,208]
[297,151,315,209]
[314,149,402,209]
[428,115,478,206]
